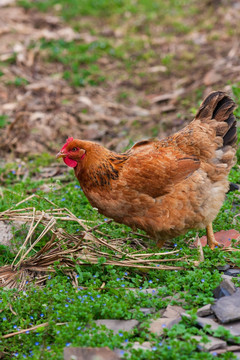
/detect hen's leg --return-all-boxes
[206,223,220,250]
[156,238,166,248]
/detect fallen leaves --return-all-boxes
[1,3,240,158]
[197,229,240,248]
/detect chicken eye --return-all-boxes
[71,147,78,152]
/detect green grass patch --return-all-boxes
[15,0,201,87]
[0,125,240,358]
[0,115,8,128]
[18,0,199,21]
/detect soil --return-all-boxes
[0,0,240,159]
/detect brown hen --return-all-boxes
[57,91,238,249]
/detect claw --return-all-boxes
[206,223,223,250]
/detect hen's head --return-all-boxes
[56,137,86,168]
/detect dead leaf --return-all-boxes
[203,70,222,86]
[196,230,240,248]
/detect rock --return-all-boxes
[217,264,230,271]
[224,321,240,337]
[140,307,155,315]
[132,341,152,350]
[184,313,240,342]
[213,278,236,299]
[162,292,187,305]
[210,346,240,356]
[0,222,13,246]
[0,221,26,247]
[149,317,181,335]
[182,314,220,331]
[229,183,240,192]
[197,304,213,317]
[225,269,240,277]
[211,289,240,323]
[162,305,184,318]
[95,320,139,334]
[130,307,155,316]
[114,349,126,358]
[233,352,240,359]
[126,288,159,296]
[192,335,227,351]
[221,274,235,281]
[64,347,121,360]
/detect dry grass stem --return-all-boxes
[2,322,67,339]
[0,195,188,290]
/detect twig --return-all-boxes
[2,322,66,339]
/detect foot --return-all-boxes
[206,223,221,250]
[156,238,166,248]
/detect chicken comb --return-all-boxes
[61,137,74,152]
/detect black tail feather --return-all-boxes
[196,91,237,148]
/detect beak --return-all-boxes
[56,151,66,159]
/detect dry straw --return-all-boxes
[0,195,190,290]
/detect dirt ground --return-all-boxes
[0,0,240,159]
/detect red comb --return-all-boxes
[61,137,73,152]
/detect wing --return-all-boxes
[120,144,200,198]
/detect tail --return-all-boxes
[195,91,237,148]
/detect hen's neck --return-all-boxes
[75,152,129,191]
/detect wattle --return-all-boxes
[64,157,78,168]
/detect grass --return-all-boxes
[0,0,239,358]
[18,0,199,21]
[0,95,239,358]
[13,0,202,88]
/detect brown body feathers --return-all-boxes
[58,91,237,246]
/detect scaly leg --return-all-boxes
[156,238,166,248]
[206,223,220,250]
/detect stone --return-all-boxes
[95,319,139,334]
[132,342,152,351]
[140,307,155,315]
[149,317,181,335]
[229,183,240,192]
[210,346,240,356]
[64,347,121,360]
[127,288,159,296]
[213,278,236,299]
[182,313,220,331]
[0,221,26,247]
[130,307,155,316]
[162,292,187,305]
[114,343,153,358]
[114,349,127,358]
[217,264,230,271]
[221,274,234,281]
[192,335,227,351]
[211,289,240,323]
[0,222,13,246]
[197,304,213,317]
[162,305,184,318]
[224,321,240,337]
[225,269,240,277]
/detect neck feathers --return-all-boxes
[75,151,129,190]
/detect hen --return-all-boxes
[57,91,238,249]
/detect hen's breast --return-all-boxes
[82,165,228,241]
[123,168,228,240]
